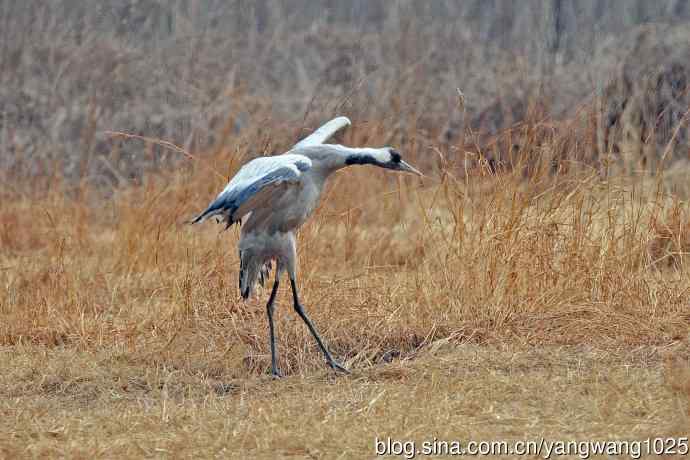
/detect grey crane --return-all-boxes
[192,117,422,377]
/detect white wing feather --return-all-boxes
[292,116,351,148]
[192,154,312,225]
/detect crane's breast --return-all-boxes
[240,178,322,234]
[277,179,321,230]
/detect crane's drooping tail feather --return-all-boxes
[258,261,271,287]
[239,250,271,299]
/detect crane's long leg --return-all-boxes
[289,277,349,373]
[266,273,281,378]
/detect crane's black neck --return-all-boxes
[345,151,399,167]
[345,154,380,166]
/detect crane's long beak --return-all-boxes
[399,160,424,177]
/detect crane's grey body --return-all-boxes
[192,117,422,377]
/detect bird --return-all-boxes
[191,116,422,377]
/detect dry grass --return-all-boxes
[1,115,689,456]
[2,4,690,457]
[1,344,688,458]
[7,1,690,185]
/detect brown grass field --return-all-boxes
[1,112,689,457]
[1,3,690,456]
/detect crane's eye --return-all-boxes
[390,150,401,163]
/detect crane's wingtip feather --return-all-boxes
[188,214,205,225]
[292,116,352,149]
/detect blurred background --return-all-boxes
[2,0,690,188]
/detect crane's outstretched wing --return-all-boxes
[192,115,347,226]
[292,116,351,149]
[191,154,312,227]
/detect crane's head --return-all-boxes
[382,148,423,176]
[342,146,423,176]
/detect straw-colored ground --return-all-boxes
[1,117,689,457]
[1,345,688,458]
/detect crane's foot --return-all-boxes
[327,360,350,374]
[270,367,283,379]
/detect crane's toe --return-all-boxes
[328,360,350,374]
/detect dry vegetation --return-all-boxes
[1,1,690,458]
[2,115,690,457]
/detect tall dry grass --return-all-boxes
[1,104,689,457]
[2,112,688,379]
[5,0,690,186]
